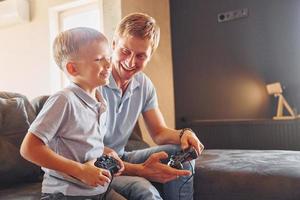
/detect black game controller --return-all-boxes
[168,147,199,169]
[94,155,121,175]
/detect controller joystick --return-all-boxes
[94,155,121,175]
[168,147,198,169]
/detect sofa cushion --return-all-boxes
[0,92,34,148]
[0,182,41,199]
[0,93,35,138]
[0,92,41,186]
[125,122,150,151]
[194,149,300,200]
[30,95,49,116]
[0,138,41,187]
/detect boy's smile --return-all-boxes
[71,39,111,93]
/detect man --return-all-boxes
[102,13,204,200]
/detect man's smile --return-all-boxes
[120,62,136,72]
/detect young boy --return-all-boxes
[20,27,125,200]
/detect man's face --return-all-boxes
[112,35,152,82]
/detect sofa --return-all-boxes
[1,91,300,200]
[0,91,148,199]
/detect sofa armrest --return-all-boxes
[0,91,42,187]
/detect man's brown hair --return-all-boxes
[114,13,160,53]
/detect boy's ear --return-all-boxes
[66,62,78,75]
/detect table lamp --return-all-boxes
[266,82,298,120]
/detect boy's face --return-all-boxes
[112,35,152,82]
[73,40,111,88]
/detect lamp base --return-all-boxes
[273,94,298,120]
[273,115,300,120]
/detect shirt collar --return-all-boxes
[106,73,140,93]
[67,82,106,110]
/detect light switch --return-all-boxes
[218,8,248,23]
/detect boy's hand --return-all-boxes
[103,147,125,175]
[77,162,111,187]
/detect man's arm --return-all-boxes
[20,132,110,187]
[142,108,204,154]
[142,107,179,144]
[120,108,204,183]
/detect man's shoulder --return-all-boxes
[134,72,153,85]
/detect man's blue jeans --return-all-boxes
[112,144,194,200]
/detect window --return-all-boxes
[59,3,102,32]
[49,0,102,93]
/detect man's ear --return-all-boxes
[112,40,116,50]
[66,62,78,76]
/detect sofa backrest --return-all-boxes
[30,95,49,115]
[0,91,41,187]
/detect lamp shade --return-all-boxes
[266,82,282,95]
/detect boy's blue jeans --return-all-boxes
[112,144,195,200]
[41,188,125,200]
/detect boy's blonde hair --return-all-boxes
[114,13,160,53]
[53,27,107,70]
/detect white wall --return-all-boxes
[0,0,49,99]
[0,0,82,99]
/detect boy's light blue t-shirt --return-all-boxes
[28,82,108,196]
[102,72,158,156]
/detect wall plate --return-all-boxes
[218,8,248,23]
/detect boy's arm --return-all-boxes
[20,132,110,187]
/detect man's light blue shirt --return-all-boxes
[101,72,158,156]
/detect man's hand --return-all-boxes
[138,151,191,183]
[180,130,204,155]
[103,147,125,176]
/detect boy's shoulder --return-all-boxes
[47,87,76,104]
[52,87,73,97]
